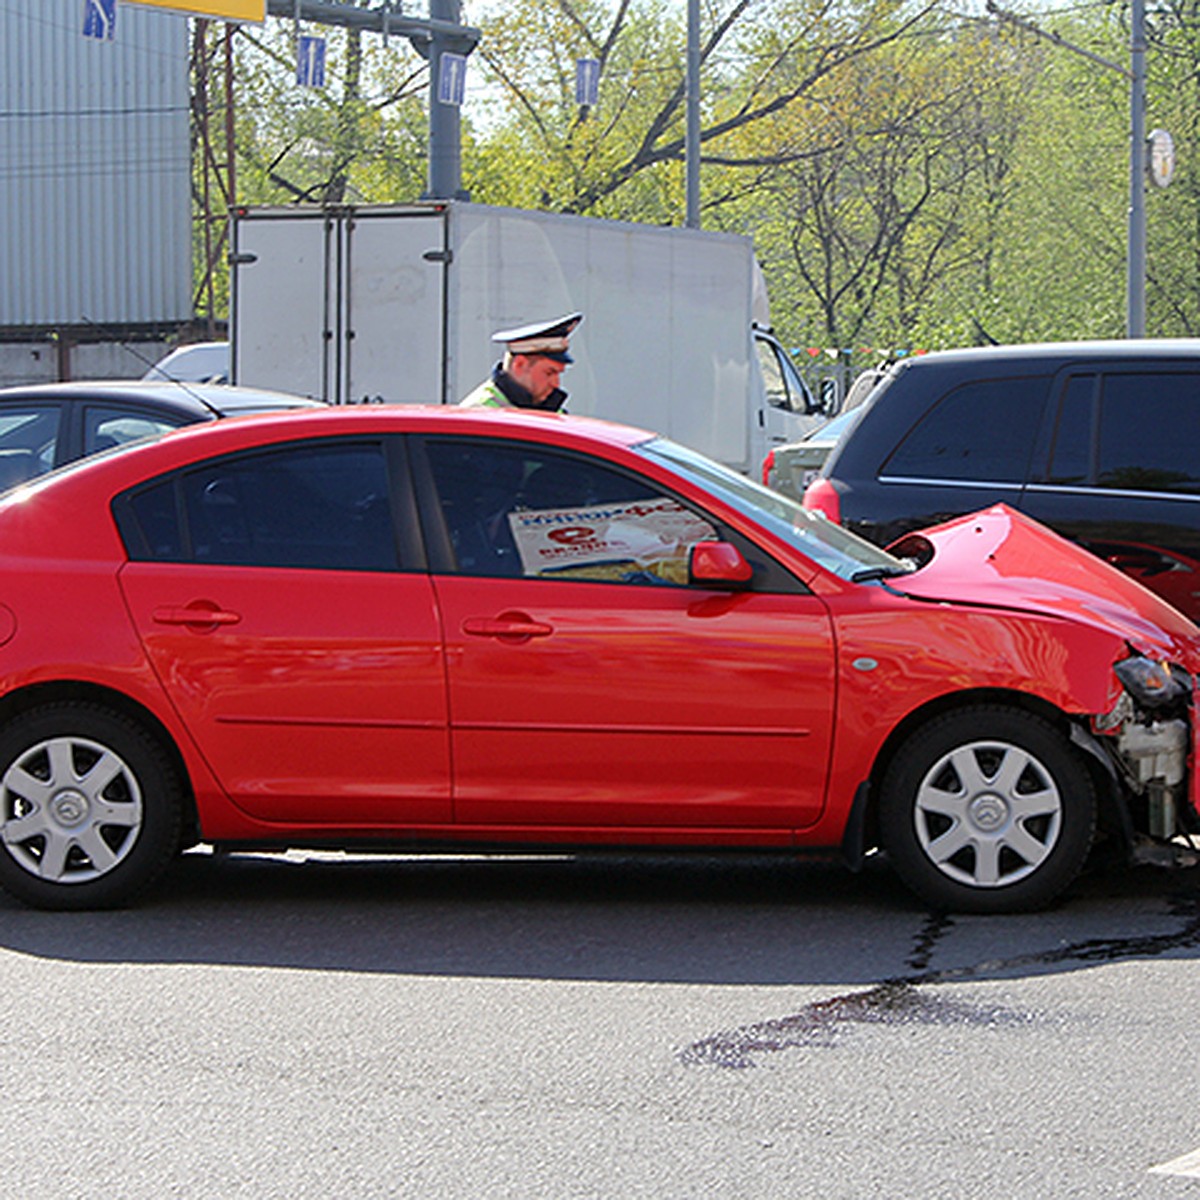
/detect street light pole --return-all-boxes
[427,0,468,200]
[986,1,1147,338]
[1128,0,1147,337]
[685,0,700,228]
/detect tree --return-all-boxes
[466,0,934,220]
[1143,0,1200,333]
[719,16,1039,356]
[193,0,1192,349]
[230,18,429,205]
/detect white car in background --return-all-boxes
[142,341,230,385]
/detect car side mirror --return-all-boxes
[689,541,753,588]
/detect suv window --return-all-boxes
[1043,374,1095,485]
[882,377,1049,483]
[1096,373,1200,494]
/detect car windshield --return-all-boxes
[808,407,859,443]
[636,437,911,581]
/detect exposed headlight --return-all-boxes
[1113,654,1192,710]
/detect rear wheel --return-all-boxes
[879,706,1096,913]
[0,704,183,910]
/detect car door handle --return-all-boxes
[462,613,553,640]
[152,604,242,628]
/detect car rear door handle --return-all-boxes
[462,613,552,640]
[152,604,242,629]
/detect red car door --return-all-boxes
[420,437,835,835]
[117,438,451,825]
[437,575,835,833]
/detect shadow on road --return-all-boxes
[0,849,1198,993]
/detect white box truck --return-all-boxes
[230,201,823,474]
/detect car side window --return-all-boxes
[1041,374,1095,485]
[85,406,189,454]
[1095,373,1200,494]
[423,440,719,585]
[0,404,61,483]
[757,338,811,413]
[882,377,1049,483]
[116,440,398,571]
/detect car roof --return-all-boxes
[804,408,859,443]
[19,405,660,489]
[0,380,322,418]
[153,404,658,450]
[894,338,1200,370]
[142,341,229,383]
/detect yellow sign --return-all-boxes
[124,0,266,21]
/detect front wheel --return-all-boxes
[0,704,183,910]
[879,706,1096,913]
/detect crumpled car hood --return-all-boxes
[889,505,1200,664]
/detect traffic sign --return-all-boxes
[296,34,326,88]
[83,0,117,40]
[576,58,600,107]
[1149,129,1176,188]
[438,52,468,106]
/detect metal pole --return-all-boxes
[685,0,700,228]
[986,2,1148,339]
[194,19,216,334]
[426,0,466,200]
[1127,0,1147,337]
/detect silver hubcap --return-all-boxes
[914,740,1062,889]
[1,735,143,884]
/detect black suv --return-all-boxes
[803,340,1200,623]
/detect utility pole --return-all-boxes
[1128,0,1147,337]
[425,0,469,200]
[986,0,1149,338]
[685,0,700,228]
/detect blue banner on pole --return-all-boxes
[296,35,326,88]
[438,53,468,106]
[576,58,600,107]
[83,0,116,41]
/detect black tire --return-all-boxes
[0,703,183,910]
[879,706,1096,914]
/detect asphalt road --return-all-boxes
[2,849,1200,1199]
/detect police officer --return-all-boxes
[460,313,582,412]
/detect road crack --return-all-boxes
[680,893,1200,1068]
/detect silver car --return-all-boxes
[761,366,888,499]
[761,406,864,499]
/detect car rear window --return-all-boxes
[881,376,1050,483]
[116,440,398,571]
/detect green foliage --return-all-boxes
[194,1,1200,349]
[231,22,430,205]
[1143,0,1200,334]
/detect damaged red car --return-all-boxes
[0,406,1195,912]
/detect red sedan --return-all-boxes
[0,406,1196,912]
